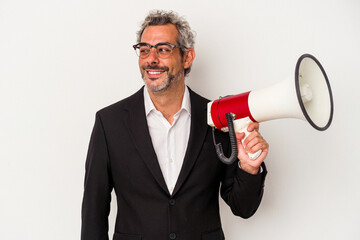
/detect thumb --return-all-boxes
[235,132,245,141]
[235,132,246,150]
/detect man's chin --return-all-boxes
[142,75,163,83]
[145,81,170,93]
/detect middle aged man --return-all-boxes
[82,10,269,240]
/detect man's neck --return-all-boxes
[147,84,186,125]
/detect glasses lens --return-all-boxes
[156,44,172,58]
[136,45,150,58]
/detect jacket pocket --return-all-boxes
[202,228,224,240]
[113,232,142,240]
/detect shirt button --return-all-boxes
[169,158,173,163]
[169,199,176,206]
[169,233,176,239]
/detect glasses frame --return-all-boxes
[132,42,186,59]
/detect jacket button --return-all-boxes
[169,232,176,239]
[169,199,176,206]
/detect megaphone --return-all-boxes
[207,54,334,164]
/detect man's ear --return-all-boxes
[183,48,195,69]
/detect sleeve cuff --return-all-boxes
[238,161,263,174]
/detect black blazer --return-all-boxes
[81,87,267,240]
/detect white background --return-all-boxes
[1,0,359,239]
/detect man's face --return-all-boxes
[139,24,185,93]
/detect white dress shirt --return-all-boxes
[144,87,191,194]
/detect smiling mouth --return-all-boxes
[148,70,164,75]
[146,70,164,79]
[144,66,169,79]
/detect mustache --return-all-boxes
[142,65,169,71]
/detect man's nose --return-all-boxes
[147,48,160,65]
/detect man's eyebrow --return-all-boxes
[137,42,172,46]
[155,42,172,45]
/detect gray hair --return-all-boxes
[136,10,196,76]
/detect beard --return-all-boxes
[141,65,184,93]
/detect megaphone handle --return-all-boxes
[233,118,262,160]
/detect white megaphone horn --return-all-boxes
[207,54,334,164]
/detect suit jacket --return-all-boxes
[81,87,267,240]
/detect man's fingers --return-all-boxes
[243,132,268,153]
[242,131,261,146]
[248,141,268,154]
[247,122,259,132]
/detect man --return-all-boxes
[81,10,269,240]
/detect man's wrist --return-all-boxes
[238,161,262,175]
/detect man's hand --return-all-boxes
[236,122,269,175]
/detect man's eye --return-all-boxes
[140,48,150,54]
[158,47,171,52]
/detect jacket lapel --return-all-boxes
[172,88,209,196]
[127,87,170,195]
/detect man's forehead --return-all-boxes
[140,24,179,44]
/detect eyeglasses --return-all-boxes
[132,42,185,59]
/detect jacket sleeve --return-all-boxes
[81,112,113,240]
[220,160,267,219]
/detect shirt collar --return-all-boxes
[144,86,191,117]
